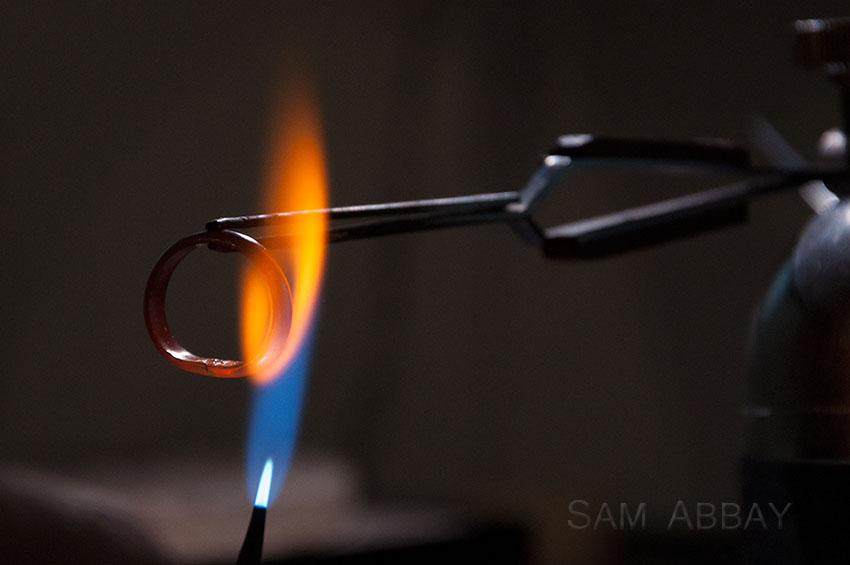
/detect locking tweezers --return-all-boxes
[204,134,847,259]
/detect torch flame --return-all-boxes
[254,458,274,508]
[240,80,328,384]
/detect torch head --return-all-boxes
[746,201,850,459]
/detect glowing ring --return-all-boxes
[143,230,292,378]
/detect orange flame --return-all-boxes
[240,80,328,384]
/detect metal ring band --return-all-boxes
[143,230,292,378]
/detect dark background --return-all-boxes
[2,1,848,562]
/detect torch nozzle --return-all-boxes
[237,459,273,564]
[236,505,266,565]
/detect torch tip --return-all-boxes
[237,504,267,564]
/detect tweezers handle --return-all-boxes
[551,134,750,168]
[542,192,748,259]
[540,175,803,259]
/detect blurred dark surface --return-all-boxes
[259,521,528,565]
[2,1,849,563]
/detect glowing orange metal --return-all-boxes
[143,229,292,378]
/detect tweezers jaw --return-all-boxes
[206,192,519,231]
[208,192,522,247]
